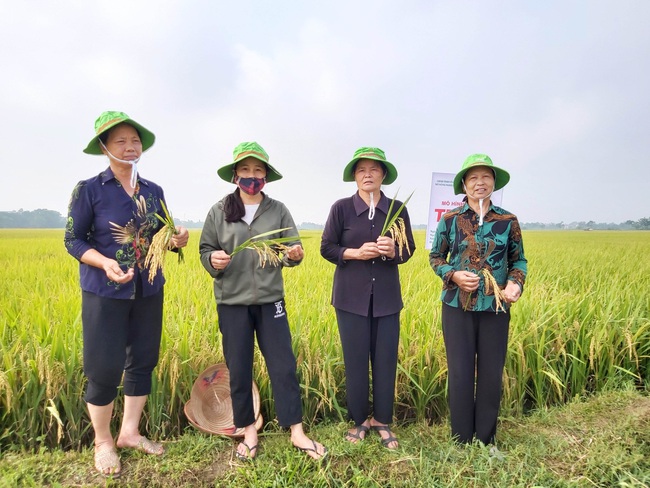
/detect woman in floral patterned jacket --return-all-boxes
[429,153,527,451]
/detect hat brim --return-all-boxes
[453,165,510,195]
[217,156,283,183]
[184,399,263,437]
[343,156,398,185]
[83,119,155,155]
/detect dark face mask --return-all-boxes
[235,176,266,195]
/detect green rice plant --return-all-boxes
[396,258,449,421]
[282,236,348,422]
[1,229,649,451]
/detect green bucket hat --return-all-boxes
[217,141,283,183]
[453,153,510,195]
[343,147,398,185]
[83,111,155,155]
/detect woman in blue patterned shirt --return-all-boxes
[64,111,189,477]
[429,154,527,449]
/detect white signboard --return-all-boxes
[425,172,503,249]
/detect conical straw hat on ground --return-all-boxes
[186,363,262,437]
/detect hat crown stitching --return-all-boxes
[234,150,268,163]
[96,117,128,135]
[94,111,129,130]
[356,152,385,161]
[353,147,385,160]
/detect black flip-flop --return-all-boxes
[293,440,328,460]
[371,425,399,449]
[235,441,258,461]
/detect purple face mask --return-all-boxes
[235,176,266,195]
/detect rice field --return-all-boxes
[0,229,648,452]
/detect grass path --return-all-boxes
[1,389,648,487]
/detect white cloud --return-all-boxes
[1,1,649,224]
[78,56,149,98]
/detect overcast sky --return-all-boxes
[1,1,648,225]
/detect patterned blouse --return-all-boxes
[64,167,168,299]
[429,200,527,313]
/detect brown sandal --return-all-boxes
[371,425,399,449]
[345,424,369,442]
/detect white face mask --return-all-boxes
[100,139,140,188]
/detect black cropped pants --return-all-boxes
[81,286,164,406]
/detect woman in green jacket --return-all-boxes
[199,142,326,461]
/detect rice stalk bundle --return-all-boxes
[386,218,410,260]
[230,227,300,268]
[145,200,184,283]
[380,189,414,259]
[462,268,507,312]
[481,268,507,313]
[253,241,290,267]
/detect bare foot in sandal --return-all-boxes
[370,419,399,449]
[345,421,370,443]
[290,423,327,460]
[116,435,164,455]
[236,423,259,461]
[94,440,121,478]
[236,441,258,461]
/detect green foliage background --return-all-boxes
[0,229,648,452]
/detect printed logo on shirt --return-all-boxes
[274,300,286,319]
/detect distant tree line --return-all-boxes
[0,209,66,228]
[520,219,650,230]
[1,209,650,230]
[0,209,204,229]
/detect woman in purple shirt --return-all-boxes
[64,111,188,477]
[320,147,415,449]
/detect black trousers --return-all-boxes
[335,306,400,426]
[217,300,302,428]
[441,303,510,444]
[81,285,164,406]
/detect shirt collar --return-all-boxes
[352,190,390,217]
[100,166,148,187]
[459,199,503,216]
